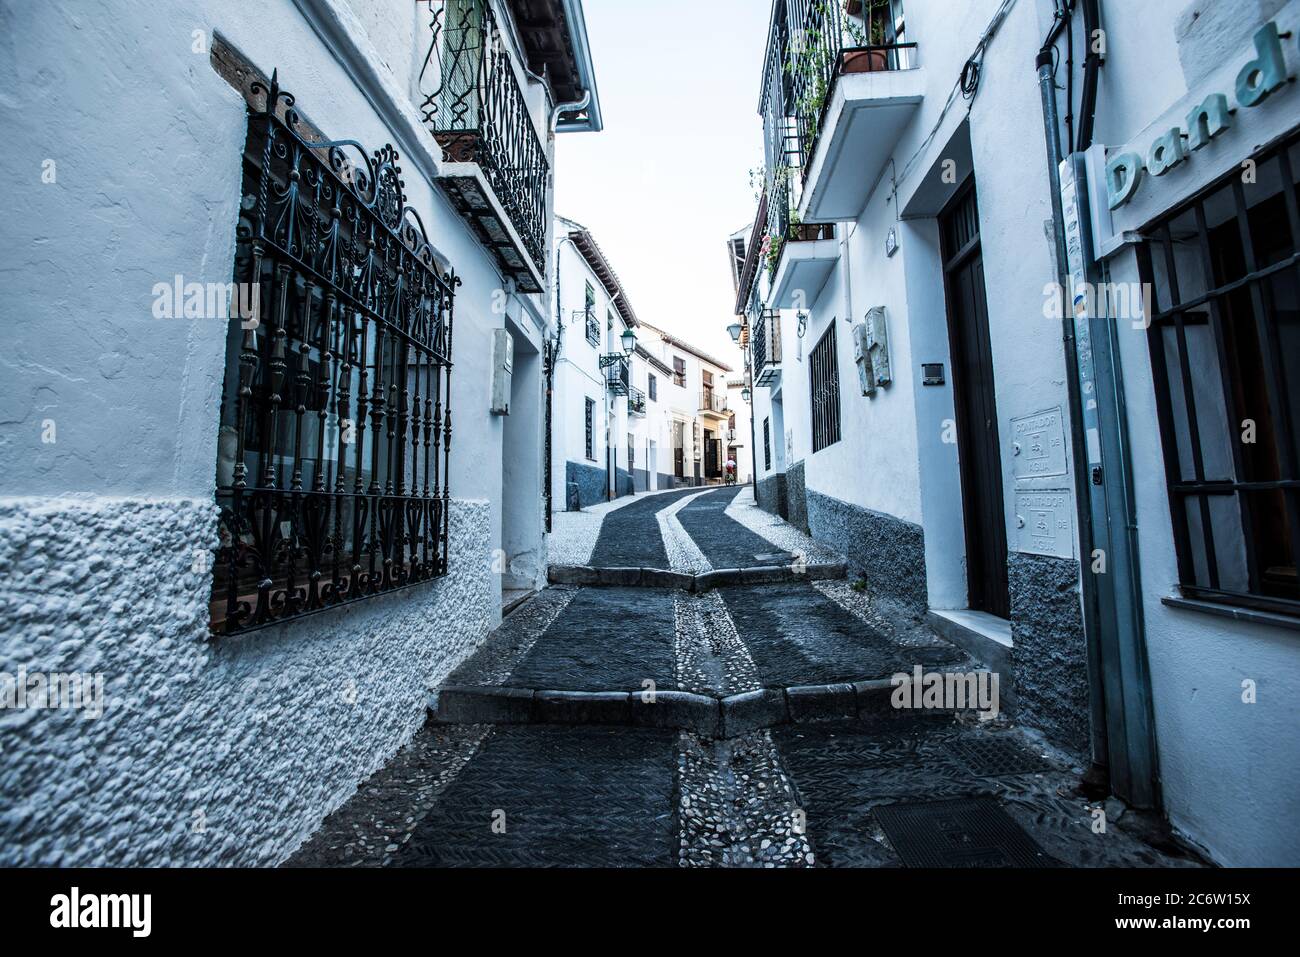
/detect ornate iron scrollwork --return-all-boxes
[418,0,549,275]
[211,71,460,638]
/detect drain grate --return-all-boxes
[752,551,795,564]
[947,736,1051,778]
[873,798,1059,868]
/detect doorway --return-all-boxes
[939,178,1010,619]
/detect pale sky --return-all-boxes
[555,0,770,375]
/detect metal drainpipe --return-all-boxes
[1036,44,1111,792]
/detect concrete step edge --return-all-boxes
[546,562,848,591]
[428,671,996,739]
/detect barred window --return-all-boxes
[810,324,841,453]
[1136,133,1300,617]
[648,374,657,402]
[210,74,458,637]
[583,282,600,346]
[585,397,595,460]
[764,417,772,470]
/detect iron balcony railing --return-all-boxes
[752,308,782,386]
[628,387,647,416]
[700,389,729,415]
[604,354,630,396]
[419,0,549,275]
[761,0,917,197]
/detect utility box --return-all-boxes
[490,328,513,415]
[854,307,892,396]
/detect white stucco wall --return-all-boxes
[0,497,492,866]
[743,0,1300,864]
[0,0,561,862]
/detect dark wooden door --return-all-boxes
[705,438,721,478]
[940,180,1010,619]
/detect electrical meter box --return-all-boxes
[490,328,513,415]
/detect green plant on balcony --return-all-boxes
[763,232,784,275]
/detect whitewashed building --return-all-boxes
[0,0,601,865]
[550,226,736,512]
[733,0,1300,865]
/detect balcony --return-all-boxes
[752,308,782,388]
[761,0,922,224]
[766,172,838,308]
[581,309,601,346]
[699,389,729,419]
[603,354,630,396]
[628,387,647,416]
[420,0,549,293]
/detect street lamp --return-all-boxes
[727,321,743,343]
[741,386,752,404]
[620,326,636,355]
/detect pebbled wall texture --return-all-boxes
[755,474,789,520]
[565,461,606,510]
[806,489,928,617]
[1007,551,1090,756]
[0,496,493,867]
[785,460,809,533]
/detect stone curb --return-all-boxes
[429,672,995,738]
[547,563,848,591]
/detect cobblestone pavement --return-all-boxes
[587,486,702,567]
[291,489,1206,869]
[676,487,795,569]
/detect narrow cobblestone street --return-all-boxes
[289,488,1203,869]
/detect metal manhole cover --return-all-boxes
[873,798,1059,868]
[947,736,1051,778]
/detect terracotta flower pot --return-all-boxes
[842,48,889,74]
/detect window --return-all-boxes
[585,397,595,460]
[210,78,456,637]
[648,374,657,402]
[584,281,600,345]
[673,356,686,388]
[764,417,772,470]
[1136,133,1300,617]
[809,324,842,453]
[628,433,635,474]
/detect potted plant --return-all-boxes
[841,0,892,74]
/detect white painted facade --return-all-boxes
[0,0,599,864]
[550,225,735,512]
[736,0,1300,865]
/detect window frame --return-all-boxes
[1134,130,1300,619]
[584,396,596,461]
[809,323,842,453]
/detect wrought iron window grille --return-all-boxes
[1135,132,1300,617]
[418,0,549,276]
[210,71,459,638]
[810,322,842,453]
[580,308,601,346]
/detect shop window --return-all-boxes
[1136,134,1300,616]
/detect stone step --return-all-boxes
[428,672,995,740]
[546,562,848,591]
